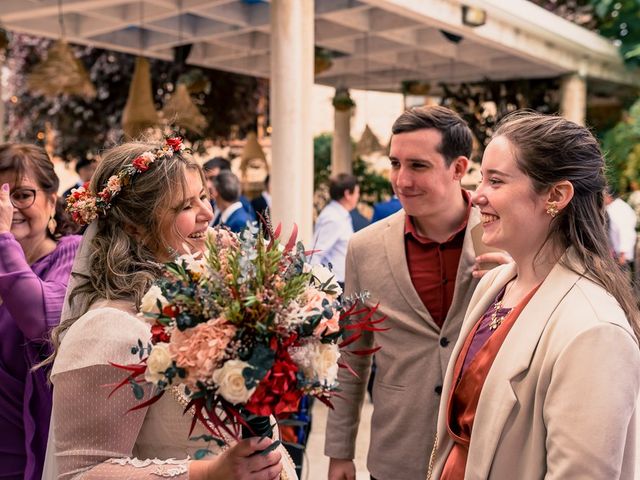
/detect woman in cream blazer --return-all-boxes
[430,111,640,480]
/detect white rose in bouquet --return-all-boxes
[212,359,256,405]
[145,343,172,384]
[140,285,169,317]
[312,343,341,385]
[291,342,341,386]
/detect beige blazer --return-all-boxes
[431,252,640,480]
[325,208,482,480]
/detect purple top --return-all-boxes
[0,233,81,480]
[461,285,513,374]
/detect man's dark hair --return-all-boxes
[203,156,231,172]
[391,105,473,165]
[212,170,241,202]
[75,157,95,174]
[329,173,358,201]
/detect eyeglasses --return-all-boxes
[10,188,38,209]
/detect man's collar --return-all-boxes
[404,189,472,244]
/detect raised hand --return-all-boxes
[0,184,13,234]
[472,251,513,278]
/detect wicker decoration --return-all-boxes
[239,132,268,198]
[122,56,161,139]
[162,83,207,135]
[355,124,384,156]
[242,131,266,161]
[314,48,333,76]
[27,39,96,99]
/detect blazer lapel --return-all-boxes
[444,208,481,328]
[467,253,583,479]
[383,212,431,322]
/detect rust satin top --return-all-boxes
[441,284,540,480]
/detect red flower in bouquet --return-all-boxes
[244,354,302,416]
[150,324,170,343]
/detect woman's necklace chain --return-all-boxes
[488,281,515,331]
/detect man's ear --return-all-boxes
[546,180,574,210]
[451,156,469,181]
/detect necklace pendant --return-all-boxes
[488,315,502,330]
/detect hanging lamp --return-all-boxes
[122,56,161,139]
[355,124,384,157]
[27,1,95,99]
[162,82,207,135]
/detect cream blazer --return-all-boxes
[325,208,482,480]
[431,252,640,480]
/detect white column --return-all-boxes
[560,73,587,126]
[270,0,314,244]
[331,103,352,175]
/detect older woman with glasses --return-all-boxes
[0,144,80,480]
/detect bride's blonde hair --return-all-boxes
[43,140,204,368]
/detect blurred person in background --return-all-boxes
[605,187,637,275]
[203,157,255,220]
[62,157,97,199]
[0,144,81,480]
[251,174,271,223]
[311,174,360,288]
[210,171,253,233]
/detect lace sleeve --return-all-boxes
[52,365,190,479]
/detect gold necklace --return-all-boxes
[488,281,514,331]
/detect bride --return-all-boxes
[42,139,296,479]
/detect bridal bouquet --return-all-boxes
[112,223,384,445]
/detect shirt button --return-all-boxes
[440,337,450,347]
[434,385,443,395]
[441,278,448,285]
[439,244,446,251]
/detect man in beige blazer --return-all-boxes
[325,106,497,480]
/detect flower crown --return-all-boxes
[67,137,189,226]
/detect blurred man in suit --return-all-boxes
[210,171,252,233]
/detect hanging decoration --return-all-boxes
[26,0,96,99]
[239,132,268,197]
[315,47,333,76]
[332,87,356,112]
[401,80,431,96]
[161,82,207,135]
[355,124,384,157]
[122,56,161,139]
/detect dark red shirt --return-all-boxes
[404,191,472,328]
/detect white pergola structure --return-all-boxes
[2,0,639,241]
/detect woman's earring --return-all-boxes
[47,215,57,235]
[546,202,559,218]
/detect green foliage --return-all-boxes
[602,99,640,193]
[314,133,333,189]
[590,0,640,67]
[313,133,392,205]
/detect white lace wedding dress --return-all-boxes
[43,300,297,479]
